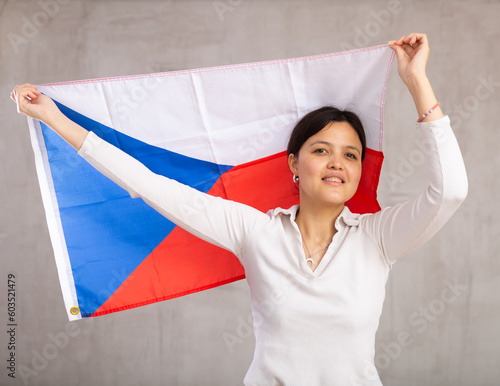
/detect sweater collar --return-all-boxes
[271,204,360,227]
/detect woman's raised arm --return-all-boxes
[389,33,444,123]
[364,34,468,265]
[10,83,269,261]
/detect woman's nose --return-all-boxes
[328,154,343,169]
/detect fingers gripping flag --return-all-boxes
[27,45,395,320]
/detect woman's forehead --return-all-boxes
[308,121,361,144]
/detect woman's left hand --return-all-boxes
[389,33,430,86]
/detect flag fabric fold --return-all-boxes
[27,44,395,320]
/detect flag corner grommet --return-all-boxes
[70,307,80,315]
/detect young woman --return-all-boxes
[11,33,467,385]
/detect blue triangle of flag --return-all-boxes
[41,100,233,316]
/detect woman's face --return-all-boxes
[288,121,363,207]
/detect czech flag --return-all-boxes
[27,44,395,320]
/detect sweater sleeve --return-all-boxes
[77,131,268,260]
[362,115,468,266]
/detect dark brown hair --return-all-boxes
[287,106,366,161]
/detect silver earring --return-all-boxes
[293,175,299,183]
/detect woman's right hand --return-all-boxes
[10,83,61,124]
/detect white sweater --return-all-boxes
[77,115,468,385]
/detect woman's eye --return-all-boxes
[346,153,357,159]
[314,149,326,154]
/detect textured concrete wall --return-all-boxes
[1,0,498,385]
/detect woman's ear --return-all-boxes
[288,153,298,176]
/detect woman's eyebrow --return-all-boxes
[345,145,361,155]
[309,141,361,154]
[309,140,332,147]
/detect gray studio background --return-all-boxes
[1,0,498,385]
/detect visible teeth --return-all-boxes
[324,177,342,183]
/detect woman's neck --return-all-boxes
[294,200,345,244]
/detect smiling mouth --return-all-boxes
[322,177,344,183]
